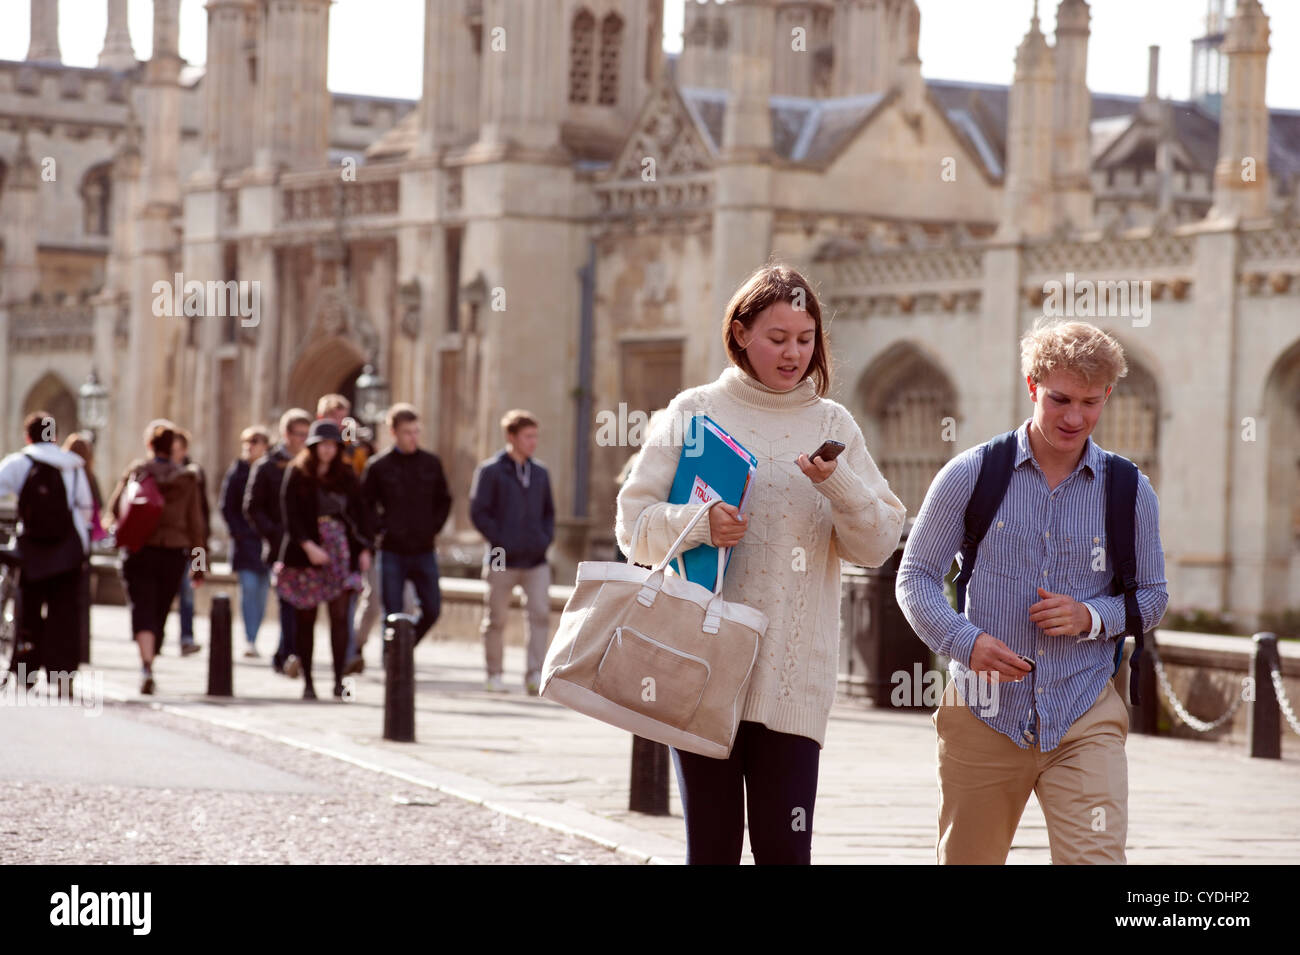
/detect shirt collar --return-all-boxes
[1014,418,1101,480]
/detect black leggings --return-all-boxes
[293,592,351,690]
[670,720,821,865]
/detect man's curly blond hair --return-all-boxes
[1020,320,1128,389]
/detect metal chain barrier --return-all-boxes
[1151,646,1246,733]
[1267,662,1300,737]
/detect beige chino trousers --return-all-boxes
[934,677,1129,864]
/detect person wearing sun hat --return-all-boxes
[274,418,374,700]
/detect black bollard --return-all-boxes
[1127,633,1160,735]
[383,613,416,742]
[628,735,670,815]
[207,592,233,697]
[1249,632,1281,759]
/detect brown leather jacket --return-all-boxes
[107,457,206,552]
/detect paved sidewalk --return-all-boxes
[51,604,1300,864]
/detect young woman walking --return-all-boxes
[616,264,907,864]
[275,419,373,700]
[107,422,205,695]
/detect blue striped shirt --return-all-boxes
[895,419,1169,751]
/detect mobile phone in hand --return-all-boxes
[809,440,846,463]
[1017,653,1036,672]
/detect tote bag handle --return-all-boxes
[631,499,733,633]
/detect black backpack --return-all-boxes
[951,430,1146,705]
[18,458,76,544]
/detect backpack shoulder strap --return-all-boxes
[953,429,1019,614]
[1104,452,1144,704]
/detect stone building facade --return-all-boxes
[1,0,1297,627]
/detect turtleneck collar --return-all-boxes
[718,363,819,411]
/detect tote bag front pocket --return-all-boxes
[590,625,710,729]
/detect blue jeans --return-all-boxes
[237,569,269,646]
[380,550,441,643]
[178,566,195,643]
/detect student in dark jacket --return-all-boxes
[275,419,374,701]
[469,409,554,695]
[106,422,205,695]
[244,407,312,675]
[361,403,451,649]
[220,425,271,658]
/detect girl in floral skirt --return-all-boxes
[276,419,373,700]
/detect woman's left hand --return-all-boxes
[359,550,372,574]
[796,453,837,485]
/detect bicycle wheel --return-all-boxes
[0,564,17,676]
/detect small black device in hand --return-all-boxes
[809,440,846,463]
[1017,654,1036,671]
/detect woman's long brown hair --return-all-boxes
[291,442,350,489]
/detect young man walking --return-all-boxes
[469,410,555,695]
[361,404,451,654]
[220,425,271,657]
[896,321,1168,865]
[0,412,93,693]
[244,407,311,675]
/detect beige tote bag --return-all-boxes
[540,497,768,758]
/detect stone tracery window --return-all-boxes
[1092,359,1161,491]
[859,345,959,517]
[81,164,112,236]
[569,9,595,104]
[598,12,623,106]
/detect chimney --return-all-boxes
[1052,0,1092,229]
[1210,0,1271,222]
[99,0,137,71]
[1001,0,1056,238]
[419,0,480,156]
[141,0,183,209]
[202,1,255,174]
[721,0,775,159]
[26,0,61,64]
[255,0,334,171]
[476,0,564,153]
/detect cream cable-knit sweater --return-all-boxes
[615,364,907,747]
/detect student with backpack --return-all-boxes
[896,320,1169,865]
[0,412,93,693]
[107,421,206,695]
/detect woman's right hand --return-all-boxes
[303,540,330,566]
[708,502,748,549]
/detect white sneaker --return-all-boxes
[484,675,507,693]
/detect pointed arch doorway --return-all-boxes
[286,336,367,416]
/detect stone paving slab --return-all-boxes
[38,604,1300,864]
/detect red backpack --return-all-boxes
[116,470,164,552]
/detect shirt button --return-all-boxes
[997,521,1004,528]
[1044,531,1050,538]
[1093,536,1100,544]
[1037,649,1044,656]
[1043,570,1049,577]
[1036,688,1043,695]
